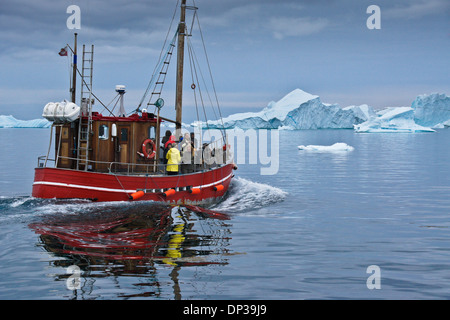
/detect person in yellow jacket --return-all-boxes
[166,143,181,175]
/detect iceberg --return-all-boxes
[205,89,374,130]
[355,93,449,133]
[411,93,450,128]
[0,115,51,128]
[202,89,449,132]
[354,107,435,133]
[298,142,355,152]
[343,104,377,121]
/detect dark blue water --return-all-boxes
[0,128,449,299]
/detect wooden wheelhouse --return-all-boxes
[54,112,162,173]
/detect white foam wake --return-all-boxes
[214,177,287,213]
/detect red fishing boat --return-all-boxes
[32,0,236,204]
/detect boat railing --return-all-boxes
[37,153,232,176]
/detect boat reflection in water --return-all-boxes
[29,201,232,299]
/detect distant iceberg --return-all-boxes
[298,143,355,152]
[354,107,435,133]
[205,89,374,130]
[355,93,449,133]
[412,93,450,128]
[203,89,449,133]
[0,115,51,128]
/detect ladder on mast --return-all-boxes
[147,42,176,107]
[77,44,94,170]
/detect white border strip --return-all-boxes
[32,181,136,193]
[33,173,233,194]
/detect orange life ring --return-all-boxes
[142,139,156,159]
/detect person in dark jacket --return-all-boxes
[161,130,173,165]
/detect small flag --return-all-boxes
[58,46,68,56]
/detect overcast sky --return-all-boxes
[0,0,449,121]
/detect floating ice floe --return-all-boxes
[298,142,355,152]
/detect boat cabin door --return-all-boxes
[116,124,131,171]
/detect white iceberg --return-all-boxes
[343,104,377,121]
[0,115,51,128]
[203,88,449,132]
[355,93,449,133]
[411,93,450,128]
[298,142,355,152]
[354,107,435,133]
[205,89,374,130]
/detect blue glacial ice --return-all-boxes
[354,107,435,133]
[204,89,449,133]
[0,115,51,128]
[412,93,450,128]
[1,90,448,133]
[205,89,374,130]
[355,93,450,133]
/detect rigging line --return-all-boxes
[194,7,227,140]
[148,174,160,191]
[114,174,130,198]
[136,31,178,111]
[110,94,121,114]
[107,93,120,108]
[101,93,120,115]
[187,35,218,122]
[137,0,180,110]
[74,66,114,116]
[146,39,176,108]
[186,36,212,133]
[186,36,201,125]
[137,31,178,112]
[187,38,211,136]
[187,36,227,144]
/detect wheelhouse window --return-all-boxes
[121,128,128,142]
[99,125,109,140]
[148,126,155,139]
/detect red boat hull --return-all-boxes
[32,164,234,204]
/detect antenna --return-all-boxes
[116,85,126,117]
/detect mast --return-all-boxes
[175,0,187,132]
[71,33,78,103]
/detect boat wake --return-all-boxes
[212,177,287,213]
[0,177,287,222]
[0,196,104,223]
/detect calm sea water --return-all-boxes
[0,128,449,300]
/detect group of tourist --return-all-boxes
[161,130,198,175]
